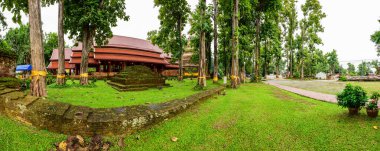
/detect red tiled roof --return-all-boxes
[98,35,162,53]
[71,52,95,58]
[95,53,168,65]
[47,61,75,69]
[165,64,179,69]
[49,48,72,61]
[95,48,162,59]
[47,35,177,69]
[69,58,98,64]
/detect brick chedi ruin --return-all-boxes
[47,35,179,77]
[107,65,166,91]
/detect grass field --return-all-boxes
[46,79,219,108]
[269,79,380,95]
[1,83,379,150]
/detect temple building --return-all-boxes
[47,35,178,77]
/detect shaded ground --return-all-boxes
[268,79,380,95]
[47,79,218,108]
[1,83,380,150]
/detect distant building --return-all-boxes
[316,72,327,80]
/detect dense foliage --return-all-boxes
[371,19,380,56]
[337,84,368,108]
[4,24,30,64]
[43,32,58,65]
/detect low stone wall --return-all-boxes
[0,86,224,136]
[346,76,380,81]
[0,55,16,77]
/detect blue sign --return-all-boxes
[16,65,32,71]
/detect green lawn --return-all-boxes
[1,83,380,150]
[46,79,219,108]
[270,79,380,95]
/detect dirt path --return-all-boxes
[266,81,337,104]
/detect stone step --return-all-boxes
[0,88,18,95]
[2,91,26,100]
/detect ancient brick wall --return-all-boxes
[0,56,16,77]
[0,85,225,136]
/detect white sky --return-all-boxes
[1,0,380,65]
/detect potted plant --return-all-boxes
[337,84,368,115]
[366,92,379,118]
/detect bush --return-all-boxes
[337,84,368,108]
[0,77,22,88]
[91,77,97,84]
[339,76,347,81]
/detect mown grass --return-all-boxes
[0,115,65,150]
[46,79,219,108]
[1,83,380,150]
[270,79,380,95]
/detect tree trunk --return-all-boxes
[206,41,212,76]
[224,39,227,77]
[177,17,184,81]
[276,63,280,78]
[57,0,65,85]
[213,0,219,83]
[301,61,304,79]
[29,0,47,97]
[198,0,207,87]
[254,12,261,82]
[80,26,91,85]
[230,0,239,88]
[263,39,268,77]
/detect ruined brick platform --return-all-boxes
[0,85,225,136]
[107,65,166,91]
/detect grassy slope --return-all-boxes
[1,83,379,150]
[271,80,380,95]
[47,79,218,108]
[0,115,65,150]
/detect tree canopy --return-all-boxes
[64,0,129,46]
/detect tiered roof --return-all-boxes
[47,35,179,69]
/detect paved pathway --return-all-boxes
[266,81,337,104]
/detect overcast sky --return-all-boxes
[1,0,380,65]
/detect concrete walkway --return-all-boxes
[266,81,337,104]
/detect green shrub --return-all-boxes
[0,77,22,88]
[339,76,347,81]
[91,77,97,84]
[337,84,368,108]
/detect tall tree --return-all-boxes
[347,63,356,76]
[371,60,380,75]
[189,0,212,87]
[154,0,190,81]
[326,49,339,75]
[29,0,47,96]
[218,0,232,78]
[371,20,380,56]
[198,0,207,87]
[280,0,297,78]
[252,0,281,82]
[230,0,239,88]
[64,0,129,85]
[357,61,371,76]
[298,0,326,79]
[57,0,65,85]
[43,0,66,84]
[212,0,219,83]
